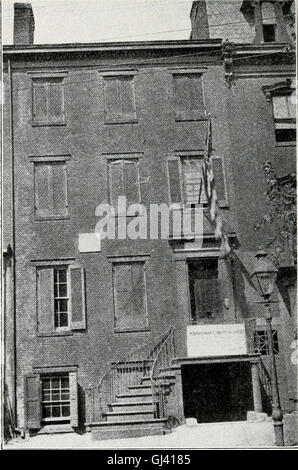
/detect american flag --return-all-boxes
[202,114,231,256]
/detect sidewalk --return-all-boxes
[4,414,297,449]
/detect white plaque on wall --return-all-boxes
[79,233,101,253]
[187,323,247,357]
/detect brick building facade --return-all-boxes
[3,1,296,439]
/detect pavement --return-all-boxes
[3,413,297,449]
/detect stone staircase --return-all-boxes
[86,328,177,440]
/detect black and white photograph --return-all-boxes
[1,0,297,452]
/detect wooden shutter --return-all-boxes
[212,156,228,207]
[37,268,54,334]
[35,164,51,217]
[168,159,182,204]
[48,79,64,123]
[194,278,222,319]
[124,160,140,205]
[174,74,190,113]
[69,371,78,427]
[24,375,41,429]
[52,162,68,215]
[131,262,147,328]
[33,80,48,123]
[70,266,86,330]
[189,74,204,113]
[104,78,121,120]
[120,77,136,118]
[218,258,235,320]
[109,160,123,206]
[114,263,133,329]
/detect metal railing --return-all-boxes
[150,328,175,419]
[85,327,175,425]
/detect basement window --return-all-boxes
[41,375,70,423]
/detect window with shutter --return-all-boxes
[113,261,148,331]
[32,77,65,125]
[36,264,86,335]
[108,159,140,209]
[34,161,68,219]
[173,73,205,121]
[104,76,136,123]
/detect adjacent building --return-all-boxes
[3,1,296,439]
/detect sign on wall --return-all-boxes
[187,323,247,358]
[78,233,101,253]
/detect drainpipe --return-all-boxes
[7,58,17,427]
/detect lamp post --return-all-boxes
[250,250,284,446]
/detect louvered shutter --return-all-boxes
[131,262,147,328]
[189,74,204,113]
[70,266,86,330]
[124,160,139,205]
[25,375,41,430]
[37,267,54,334]
[35,164,51,217]
[52,162,68,216]
[212,156,228,207]
[114,263,134,329]
[120,77,136,118]
[168,159,182,204]
[33,81,47,123]
[69,371,78,427]
[104,78,121,120]
[174,74,190,113]
[48,79,64,123]
[109,160,123,207]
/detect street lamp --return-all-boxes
[250,250,284,446]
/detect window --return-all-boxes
[254,329,279,355]
[113,261,148,331]
[36,265,86,335]
[261,2,276,42]
[32,77,65,125]
[104,76,136,123]
[272,93,296,142]
[41,375,70,423]
[54,268,69,328]
[24,370,78,429]
[167,155,227,207]
[34,161,68,219]
[173,73,205,120]
[108,159,140,207]
[188,259,223,323]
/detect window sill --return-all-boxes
[275,141,296,147]
[175,114,207,123]
[32,121,66,127]
[114,328,150,333]
[37,331,73,337]
[104,119,138,125]
[34,215,70,221]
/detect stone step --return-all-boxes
[90,418,168,440]
[104,410,155,423]
[116,392,153,403]
[110,401,154,413]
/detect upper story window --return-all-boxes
[33,160,68,219]
[36,264,86,335]
[32,77,65,126]
[173,73,205,121]
[104,75,137,124]
[108,158,141,207]
[261,1,277,42]
[272,92,296,142]
[167,154,228,208]
[262,79,296,144]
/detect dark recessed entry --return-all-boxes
[181,362,254,423]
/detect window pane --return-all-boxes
[52,406,60,418]
[58,269,67,283]
[60,312,68,327]
[52,378,60,389]
[62,405,70,417]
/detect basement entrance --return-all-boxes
[181,362,254,423]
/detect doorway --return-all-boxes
[181,362,254,423]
